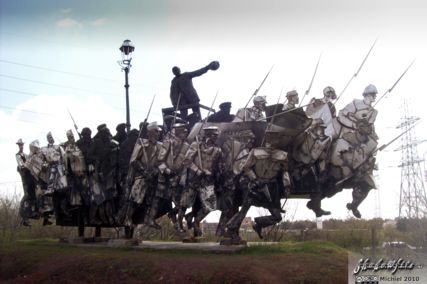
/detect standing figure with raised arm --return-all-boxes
[170,61,220,120]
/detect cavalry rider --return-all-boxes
[233,96,267,122]
[291,118,332,217]
[156,123,191,231]
[127,122,163,228]
[225,130,289,242]
[306,86,337,118]
[178,126,223,237]
[332,84,379,218]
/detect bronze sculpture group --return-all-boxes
[15,59,405,244]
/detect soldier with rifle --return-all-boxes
[156,123,191,231]
[16,139,37,226]
[291,119,332,217]
[87,125,119,225]
[126,122,163,228]
[225,130,289,242]
[25,140,53,226]
[283,90,299,111]
[178,126,223,238]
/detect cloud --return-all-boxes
[90,18,108,27]
[0,94,123,198]
[56,18,83,29]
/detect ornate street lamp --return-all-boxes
[118,39,135,132]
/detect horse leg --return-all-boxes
[253,207,282,239]
[347,186,370,218]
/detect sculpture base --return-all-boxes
[219,238,247,246]
[60,237,111,244]
[108,238,139,246]
[182,236,204,243]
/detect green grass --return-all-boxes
[241,240,347,255]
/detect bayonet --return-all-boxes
[335,38,378,104]
[243,65,274,110]
[299,53,322,106]
[67,108,82,139]
[373,60,415,107]
[138,94,156,138]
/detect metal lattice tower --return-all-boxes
[396,99,427,218]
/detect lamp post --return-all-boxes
[119,39,135,133]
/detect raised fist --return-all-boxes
[208,61,220,71]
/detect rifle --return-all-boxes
[335,121,420,186]
[243,65,274,121]
[299,53,322,106]
[138,94,156,138]
[170,93,182,170]
[260,87,283,146]
[257,102,313,122]
[335,38,378,104]
[373,60,415,107]
[195,91,219,172]
[172,93,182,126]
[67,108,82,139]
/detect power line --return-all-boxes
[0,59,120,83]
[0,73,120,97]
[0,58,154,88]
[0,104,65,117]
[0,88,147,114]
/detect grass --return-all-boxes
[241,240,346,255]
[1,239,349,283]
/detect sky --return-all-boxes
[1,0,427,222]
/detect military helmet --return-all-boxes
[97,124,107,132]
[286,90,298,97]
[81,127,92,136]
[30,140,40,149]
[147,121,162,132]
[323,86,337,99]
[116,123,126,131]
[312,118,327,128]
[253,96,266,104]
[363,84,378,96]
[219,102,232,110]
[66,129,73,137]
[203,126,219,136]
[172,123,188,133]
